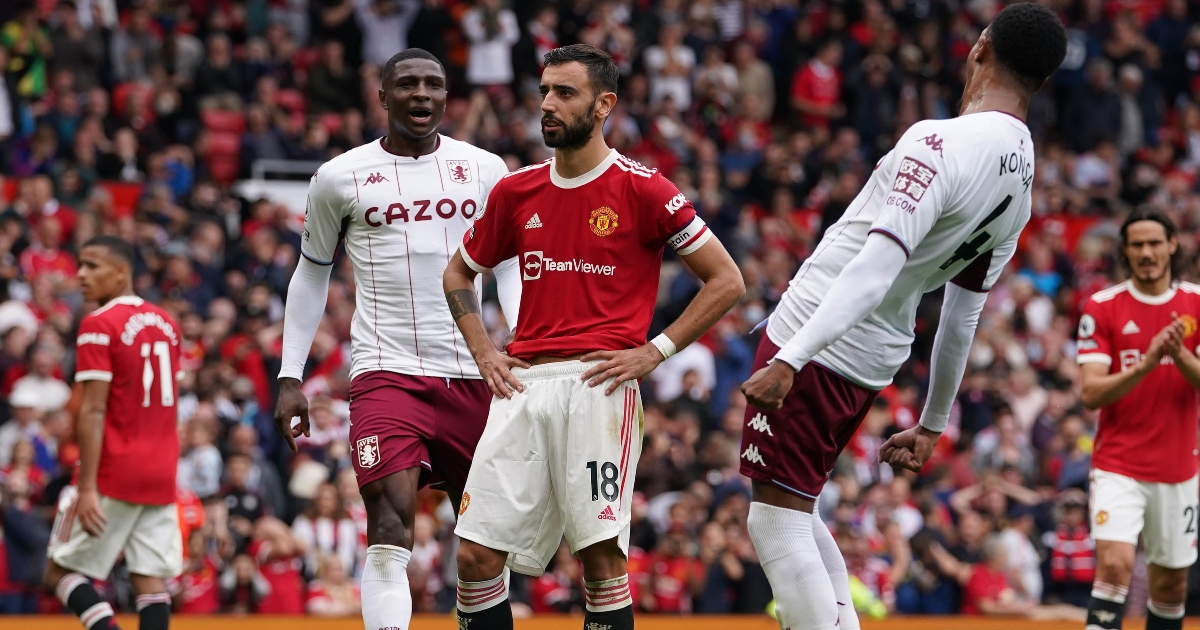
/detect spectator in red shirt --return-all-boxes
[18,217,76,287]
[304,553,360,617]
[250,517,306,614]
[529,541,584,614]
[644,530,705,613]
[790,39,844,130]
[171,530,221,614]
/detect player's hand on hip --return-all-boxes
[879,425,942,473]
[77,488,107,537]
[581,344,664,395]
[740,361,795,410]
[274,378,310,453]
[479,350,530,399]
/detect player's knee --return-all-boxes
[1149,571,1188,605]
[1095,553,1134,584]
[577,539,626,581]
[42,563,65,594]
[456,540,506,582]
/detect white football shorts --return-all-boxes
[1089,468,1199,569]
[48,485,183,579]
[455,360,643,576]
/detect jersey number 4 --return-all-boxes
[939,195,1013,270]
[140,341,175,407]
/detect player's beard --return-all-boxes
[542,101,597,150]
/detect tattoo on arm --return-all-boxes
[446,289,480,322]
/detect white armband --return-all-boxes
[651,334,677,360]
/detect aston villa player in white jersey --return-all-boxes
[737,5,1067,630]
[273,48,519,630]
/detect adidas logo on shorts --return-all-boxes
[597,505,616,521]
[525,213,543,229]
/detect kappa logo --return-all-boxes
[742,444,765,465]
[525,213,543,229]
[920,133,945,157]
[1122,320,1141,335]
[747,413,774,436]
[363,172,388,185]
[447,160,472,184]
[598,505,616,521]
[356,436,380,468]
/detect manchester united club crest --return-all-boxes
[356,436,380,468]
[1181,314,1198,339]
[459,491,471,515]
[1096,510,1109,525]
[589,207,619,236]
[446,160,472,184]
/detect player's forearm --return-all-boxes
[75,407,105,491]
[279,257,333,381]
[660,265,744,354]
[444,258,494,359]
[773,233,906,370]
[1172,349,1200,392]
[1080,362,1151,410]
[919,284,986,432]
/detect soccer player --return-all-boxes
[1075,208,1200,630]
[273,48,519,630]
[736,5,1067,630]
[44,235,183,630]
[443,44,744,630]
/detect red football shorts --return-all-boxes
[348,371,492,490]
[739,334,879,500]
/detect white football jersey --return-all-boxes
[302,135,515,380]
[769,112,1034,388]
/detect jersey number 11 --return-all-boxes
[140,341,175,407]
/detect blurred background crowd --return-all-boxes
[2,0,1200,620]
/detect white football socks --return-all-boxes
[812,504,859,630]
[747,502,838,630]
[361,544,413,630]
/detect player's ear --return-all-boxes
[1169,235,1178,255]
[378,88,387,110]
[595,91,617,121]
[975,32,992,65]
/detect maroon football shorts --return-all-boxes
[739,334,880,500]
[348,371,492,491]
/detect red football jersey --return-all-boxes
[460,150,711,359]
[74,296,182,505]
[1076,281,1200,483]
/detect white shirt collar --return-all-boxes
[549,149,618,189]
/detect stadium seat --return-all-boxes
[207,159,239,185]
[319,112,344,137]
[205,131,241,157]
[201,109,246,134]
[276,88,306,115]
[96,181,144,218]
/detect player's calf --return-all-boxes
[456,539,512,630]
[44,564,119,630]
[360,471,421,630]
[578,538,633,630]
[1145,565,1188,630]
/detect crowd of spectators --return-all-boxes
[2,0,1200,620]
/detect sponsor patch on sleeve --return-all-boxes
[891,157,938,202]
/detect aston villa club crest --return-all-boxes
[447,160,472,184]
[356,436,380,468]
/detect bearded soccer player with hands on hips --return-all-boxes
[44,235,184,630]
[1073,208,1200,630]
[736,5,1067,630]
[443,44,744,630]
[273,48,520,630]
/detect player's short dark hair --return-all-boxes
[988,2,1067,92]
[82,235,135,269]
[382,48,445,86]
[543,44,619,96]
[1119,206,1187,280]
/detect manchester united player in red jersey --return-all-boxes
[443,44,744,630]
[1076,208,1200,630]
[43,235,183,630]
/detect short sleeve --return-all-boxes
[300,167,351,266]
[1077,298,1112,367]
[638,172,712,255]
[461,176,516,272]
[951,232,1018,293]
[75,315,113,382]
[868,124,952,256]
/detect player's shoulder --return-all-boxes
[1087,281,1131,307]
[498,158,553,186]
[438,135,505,165]
[612,152,658,181]
[312,140,383,184]
[1178,281,1200,297]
